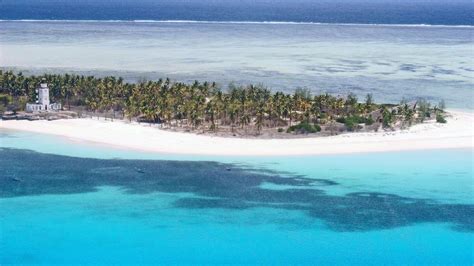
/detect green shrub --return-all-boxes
[344,118,356,131]
[365,116,374,126]
[0,94,12,106]
[355,116,368,124]
[436,114,447,123]
[0,94,12,113]
[287,122,321,134]
[340,115,369,131]
[337,115,371,126]
[314,124,321,132]
[277,128,284,133]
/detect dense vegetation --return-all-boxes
[0,71,446,136]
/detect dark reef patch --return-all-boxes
[1,148,472,232]
[399,64,424,72]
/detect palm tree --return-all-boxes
[381,106,393,128]
[365,93,374,113]
[205,99,217,132]
[0,70,437,136]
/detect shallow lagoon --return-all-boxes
[0,130,472,264]
[1,21,473,108]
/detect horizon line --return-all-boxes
[0,19,472,28]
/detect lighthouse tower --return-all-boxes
[37,79,50,109]
[26,79,61,112]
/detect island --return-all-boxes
[0,70,472,155]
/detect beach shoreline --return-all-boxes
[1,110,472,156]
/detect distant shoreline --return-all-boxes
[1,110,472,156]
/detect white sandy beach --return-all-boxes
[1,110,473,156]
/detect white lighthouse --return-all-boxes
[37,81,50,107]
[26,79,61,112]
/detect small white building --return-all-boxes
[26,80,61,112]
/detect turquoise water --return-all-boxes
[1,129,473,264]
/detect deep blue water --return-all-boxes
[0,130,473,264]
[2,0,473,25]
